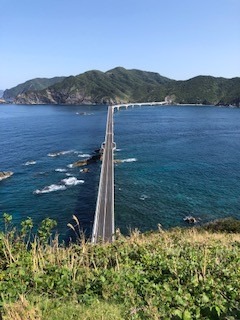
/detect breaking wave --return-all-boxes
[34,176,84,194]
[139,194,149,201]
[121,158,137,163]
[34,184,66,194]
[55,168,67,172]
[61,177,84,186]
[78,154,91,158]
[24,161,36,166]
[47,150,74,157]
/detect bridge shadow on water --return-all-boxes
[64,161,101,244]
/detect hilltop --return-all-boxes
[3,76,66,102]
[3,67,240,106]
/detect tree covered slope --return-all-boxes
[3,76,66,101]
[5,67,240,106]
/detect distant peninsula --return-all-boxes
[2,67,240,106]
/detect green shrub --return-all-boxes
[0,215,239,319]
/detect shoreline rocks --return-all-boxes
[72,149,103,168]
[183,216,200,224]
[0,171,13,181]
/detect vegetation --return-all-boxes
[8,67,240,106]
[0,214,239,319]
[3,77,66,101]
[200,217,240,233]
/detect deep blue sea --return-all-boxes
[1,104,240,238]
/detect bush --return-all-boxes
[201,217,240,233]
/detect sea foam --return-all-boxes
[78,154,91,158]
[34,184,66,194]
[139,194,149,201]
[61,177,84,186]
[55,168,67,172]
[24,160,36,166]
[65,173,72,176]
[47,150,74,157]
[121,158,137,163]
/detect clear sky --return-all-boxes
[1,0,239,89]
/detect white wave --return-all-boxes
[34,184,66,194]
[24,160,36,166]
[140,194,149,201]
[115,149,122,152]
[55,168,67,172]
[61,177,84,186]
[67,164,73,168]
[65,173,72,176]
[61,150,74,155]
[48,150,74,157]
[121,158,137,163]
[78,153,90,158]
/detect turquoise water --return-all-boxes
[0,104,240,238]
[114,105,240,233]
[0,104,106,238]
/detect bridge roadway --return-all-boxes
[91,101,166,244]
[91,106,115,243]
[113,101,167,110]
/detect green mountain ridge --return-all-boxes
[3,76,66,101]
[5,67,240,106]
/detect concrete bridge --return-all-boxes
[91,101,166,243]
[91,106,115,243]
[113,101,167,110]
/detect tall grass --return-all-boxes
[0,215,240,319]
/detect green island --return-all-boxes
[0,214,239,320]
[2,67,240,106]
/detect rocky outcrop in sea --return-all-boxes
[0,171,13,181]
[72,149,103,168]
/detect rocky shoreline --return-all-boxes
[72,149,103,168]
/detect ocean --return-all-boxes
[1,104,240,239]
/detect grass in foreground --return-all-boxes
[0,215,240,319]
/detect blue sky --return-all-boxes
[1,0,239,89]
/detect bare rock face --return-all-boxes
[0,171,13,181]
[72,160,88,167]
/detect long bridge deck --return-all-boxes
[91,106,115,243]
[92,101,166,243]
